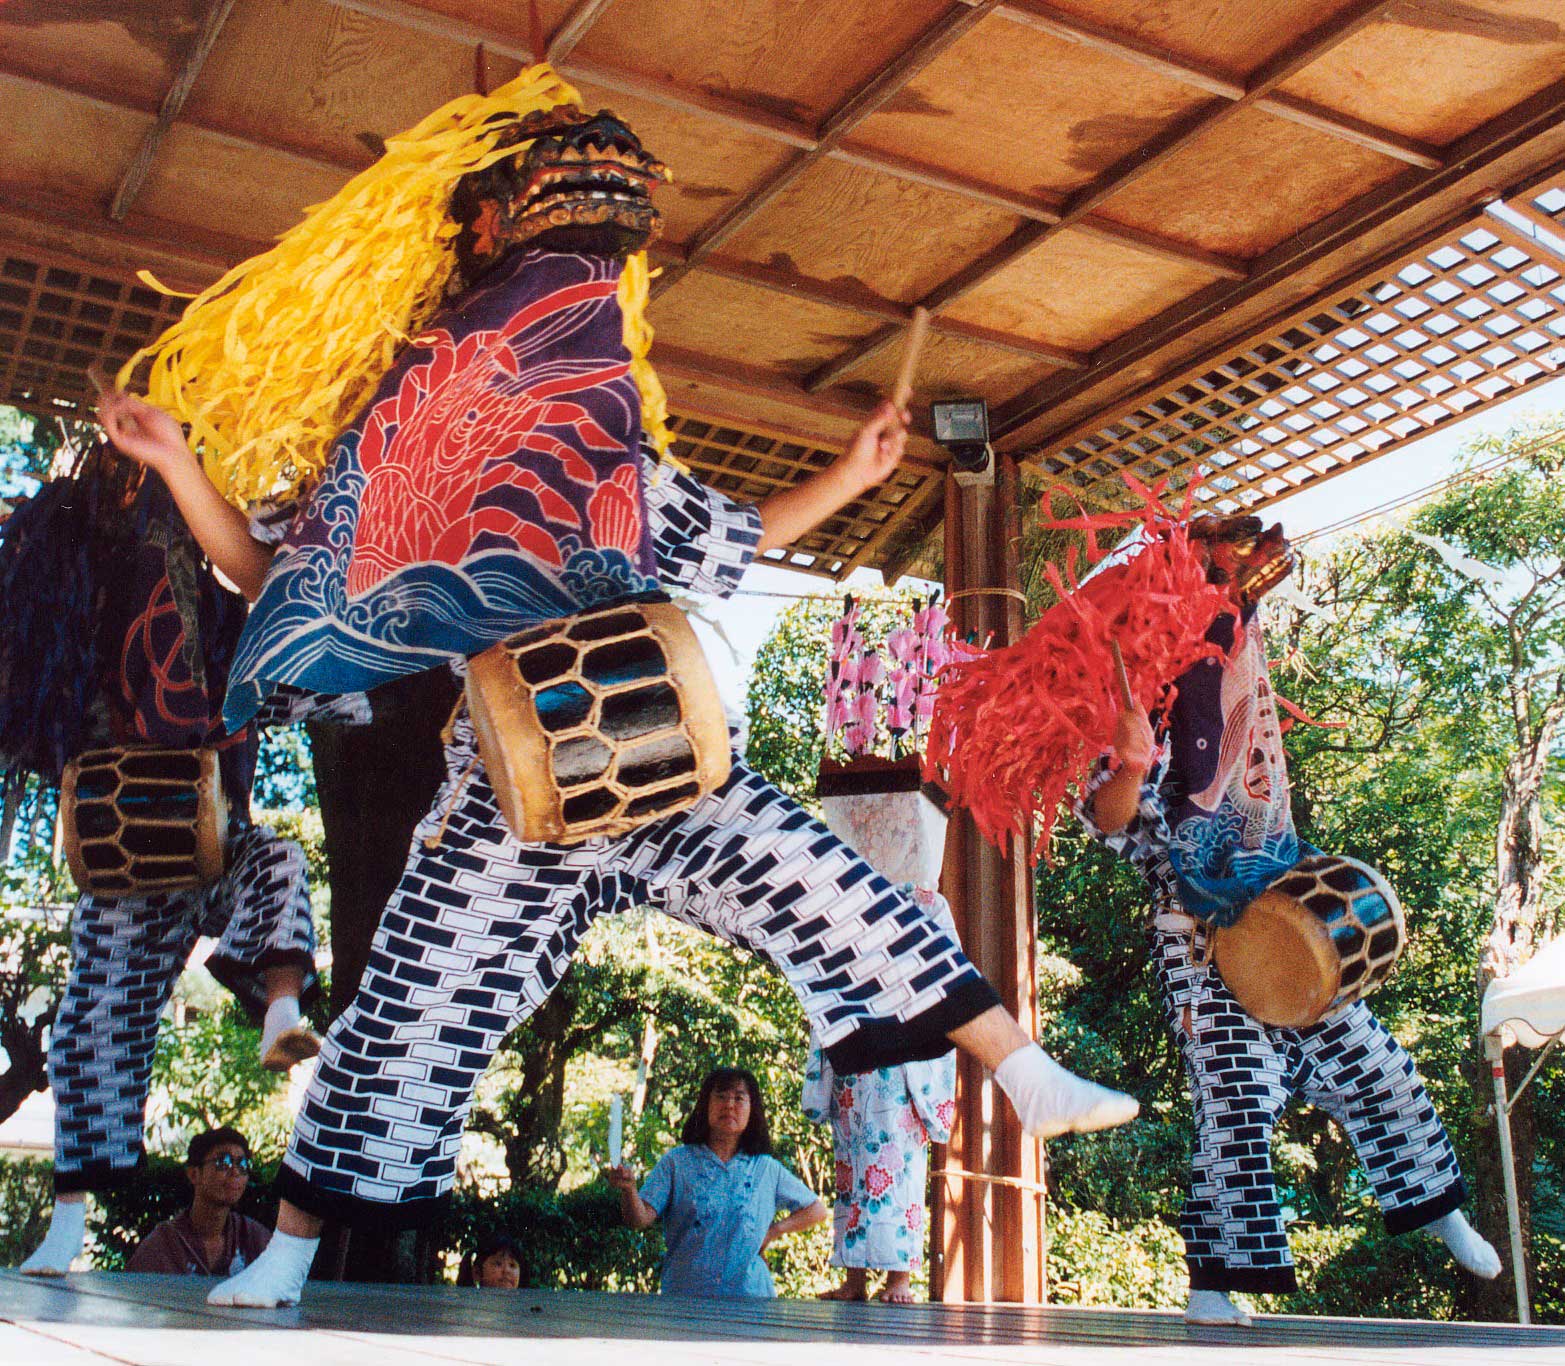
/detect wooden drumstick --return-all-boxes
[1110,641,1134,710]
[890,306,932,411]
[86,360,115,400]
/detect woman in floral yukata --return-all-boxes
[803,911,956,1304]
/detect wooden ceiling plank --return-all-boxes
[567,56,817,149]
[658,1,1005,295]
[1069,220,1246,281]
[1064,1,1401,226]
[547,0,620,64]
[995,84,1565,441]
[0,65,366,181]
[815,1,1003,144]
[328,0,530,58]
[318,1,1264,280]
[109,0,239,223]
[654,343,879,423]
[829,145,1061,223]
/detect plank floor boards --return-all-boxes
[4,1271,1564,1364]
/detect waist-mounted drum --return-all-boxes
[466,597,731,845]
[1213,853,1405,1028]
[61,745,229,896]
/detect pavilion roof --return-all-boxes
[3,0,1564,576]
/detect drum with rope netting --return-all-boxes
[1213,853,1406,1028]
[61,745,229,896]
[466,596,731,845]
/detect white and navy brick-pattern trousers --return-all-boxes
[1154,916,1465,1293]
[276,725,998,1226]
[49,824,315,1193]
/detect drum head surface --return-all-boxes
[1215,891,1342,1028]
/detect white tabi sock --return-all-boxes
[1424,1210,1502,1279]
[20,1198,87,1277]
[992,1043,1139,1140]
[1185,1289,1253,1326]
[207,1229,319,1307]
[259,997,321,1073]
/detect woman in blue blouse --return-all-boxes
[608,1067,827,1297]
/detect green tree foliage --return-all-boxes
[0,405,59,499]
[0,849,71,1126]
[0,1157,55,1265]
[147,996,295,1160]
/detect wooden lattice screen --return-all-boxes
[0,255,184,421]
[666,412,944,580]
[1036,178,1565,512]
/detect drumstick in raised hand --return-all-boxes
[890,306,931,412]
[1110,641,1135,710]
[86,360,116,401]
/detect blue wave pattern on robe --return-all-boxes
[1164,609,1310,926]
[224,249,658,729]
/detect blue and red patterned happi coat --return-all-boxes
[1162,607,1308,926]
[224,248,659,729]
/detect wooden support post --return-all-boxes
[932,452,1046,1304]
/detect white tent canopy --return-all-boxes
[1480,932,1565,1325]
[1483,933,1565,1048]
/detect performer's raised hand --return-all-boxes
[96,386,277,602]
[839,399,911,492]
[602,1163,638,1194]
[1111,703,1156,775]
[755,400,911,553]
[98,389,196,475]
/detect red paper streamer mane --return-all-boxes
[922,476,1237,862]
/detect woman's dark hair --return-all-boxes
[680,1066,771,1156]
[457,1231,521,1286]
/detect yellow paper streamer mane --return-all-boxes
[123,63,674,506]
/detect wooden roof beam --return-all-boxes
[805,0,1399,391]
[987,0,1441,170]
[651,245,1087,368]
[107,0,238,222]
[654,344,880,426]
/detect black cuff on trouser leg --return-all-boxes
[1187,1259,1299,1295]
[54,1158,145,1197]
[273,1161,452,1231]
[824,975,1001,1074]
[1382,1179,1467,1236]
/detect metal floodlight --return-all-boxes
[930,398,992,474]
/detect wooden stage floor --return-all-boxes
[4,1271,1565,1365]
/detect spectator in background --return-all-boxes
[457,1232,523,1288]
[606,1067,827,1298]
[803,912,956,1305]
[127,1128,270,1276]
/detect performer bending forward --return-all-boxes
[102,75,1137,1305]
[1079,519,1498,1325]
[100,400,1134,1308]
